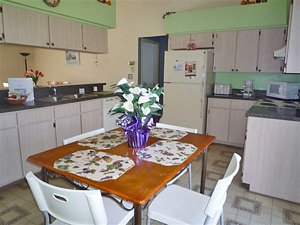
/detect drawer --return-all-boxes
[231,99,255,110]
[81,99,102,112]
[0,112,17,129]
[17,107,54,126]
[54,102,80,118]
[208,98,230,108]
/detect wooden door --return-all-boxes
[213,31,237,72]
[82,23,108,53]
[2,4,49,47]
[168,34,191,50]
[235,29,260,72]
[49,15,82,51]
[191,32,214,48]
[257,28,286,73]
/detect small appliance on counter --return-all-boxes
[214,83,232,95]
[267,81,300,100]
[242,80,254,97]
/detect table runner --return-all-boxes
[136,140,197,166]
[149,127,188,140]
[78,130,127,150]
[54,149,135,182]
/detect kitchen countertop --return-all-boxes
[208,90,267,101]
[0,91,116,113]
[246,105,300,122]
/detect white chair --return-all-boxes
[26,171,134,225]
[147,153,241,225]
[156,122,197,189]
[63,128,105,145]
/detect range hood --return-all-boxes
[274,46,286,60]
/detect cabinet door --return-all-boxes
[235,29,259,72]
[2,4,49,47]
[206,98,230,142]
[257,28,286,73]
[228,100,254,146]
[81,99,103,133]
[191,32,213,48]
[0,5,4,43]
[285,0,300,73]
[49,15,82,51]
[19,121,56,175]
[18,107,56,175]
[54,103,81,146]
[82,23,108,53]
[169,34,191,50]
[213,31,237,72]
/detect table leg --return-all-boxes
[41,168,49,183]
[200,148,207,194]
[134,204,142,225]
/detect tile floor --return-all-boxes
[0,144,299,225]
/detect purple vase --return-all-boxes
[125,129,149,148]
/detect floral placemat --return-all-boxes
[149,127,188,140]
[78,130,127,150]
[136,140,198,166]
[54,149,135,182]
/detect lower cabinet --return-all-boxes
[243,117,300,203]
[17,107,56,175]
[0,112,23,186]
[54,102,81,146]
[81,99,103,133]
[206,98,255,147]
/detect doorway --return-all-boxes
[138,35,168,88]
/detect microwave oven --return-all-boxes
[266,81,300,100]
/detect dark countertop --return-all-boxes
[208,90,267,101]
[0,91,116,113]
[246,106,300,122]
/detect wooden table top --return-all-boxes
[27,132,215,205]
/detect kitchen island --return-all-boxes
[243,100,300,204]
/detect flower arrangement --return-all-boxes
[110,78,164,148]
[24,69,44,86]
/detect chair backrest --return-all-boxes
[63,128,105,145]
[26,172,108,225]
[204,153,241,220]
[156,122,198,134]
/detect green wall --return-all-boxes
[0,0,116,28]
[164,0,289,34]
[216,72,300,90]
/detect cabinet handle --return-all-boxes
[51,43,55,46]
[84,46,87,50]
[53,122,56,128]
[231,69,234,71]
[46,42,50,46]
[235,69,238,72]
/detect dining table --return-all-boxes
[27,128,215,225]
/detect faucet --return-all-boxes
[50,87,57,96]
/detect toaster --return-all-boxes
[214,84,232,95]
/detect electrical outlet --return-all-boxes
[79,88,85,94]
[128,74,133,80]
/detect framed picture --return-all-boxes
[65,51,80,65]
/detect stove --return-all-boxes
[255,99,300,109]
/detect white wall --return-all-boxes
[0,0,240,90]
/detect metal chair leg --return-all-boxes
[220,210,224,225]
[188,164,192,189]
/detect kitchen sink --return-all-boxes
[36,93,99,103]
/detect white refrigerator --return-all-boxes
[160,50,215,133]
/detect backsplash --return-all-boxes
[215,72,300,90]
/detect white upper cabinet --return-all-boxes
[2,4,49,47]
[234,29,260,72]
[82,23,108,53]
[285,0,300,73]
[257,27,286,73]
[213,31,237,72]
[169,34,190,50]
[0,5,4,43]
[191,32,214,48]
[49,15,82,51]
